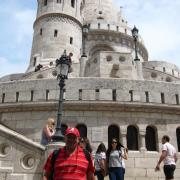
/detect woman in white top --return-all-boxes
[106,138,127,180]
[94,143,107,180]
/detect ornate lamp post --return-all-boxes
[52,50,70,141]
[131,26,140,61]
[81,24,89,57]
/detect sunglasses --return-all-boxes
[112,141,117,144]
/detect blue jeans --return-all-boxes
[96,170,104,180]
[108,167,124,180]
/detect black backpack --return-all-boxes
[49,148,91,180]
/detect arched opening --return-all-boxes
[76,124,87,137]
[61,124,68,135]
[176,127,180,152]
[127,125,138,150]
[108,125,120,147]
[89,44,114,57]
[145,126,157,151]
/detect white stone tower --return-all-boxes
[27,0,83,73]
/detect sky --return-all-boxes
[0,0,180,77]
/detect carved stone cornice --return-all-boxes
[1,101,180,115]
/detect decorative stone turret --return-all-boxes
[27,0,83,74]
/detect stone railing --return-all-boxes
[0,124,45,180]
[0,78,180,105]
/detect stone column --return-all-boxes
[139,130,147,151]
[135,60,144,80]
[120,127,127,148]
[79,56,88,77]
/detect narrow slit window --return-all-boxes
[163,67,166,72]
[98,23,100,29]
[95,89,99,100]
[176,94,179,105]
[46,90,49,101]
[40,28,42,35]
[129,90,133,102]
[2,93,5,103]
[145,91,149,103]
[107,24,110,30]
[161,93,165,104]
[172,69,174,76]
[54,30,58,37]
[116,26,119,32]
[112,89,116,101]
[33,57,37,67]
[79,89,82,100]
[70,37,73,44]
[57,0,61,3]
[31,91,34,102]
[16,92,19,102]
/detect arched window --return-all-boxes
[176,128,180,152]
[76,124,87,137]
[127,125,138,150]
[61,124,68,135]
[145,126,157,151]
[108,125,119,147]
[71,0,75,8]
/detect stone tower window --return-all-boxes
[16,92,19,102]
[57,0,61,3]
[107,24,110,30]
[145,126,157,151]
[172,69,174,75]
[108,125,120,147]
[31,91,34,102]
[79,89,82,100]
[127,125,139,150]
[44,0,48,6]
[125,28,127,34]
[2,93,5,103]
[145,91,149,103]
[112,89,116,101]
[176,94,179,105]
[95,89,99,100]
[163,67,166,72]
[40,28,42,35]
[46,90,49,101]
[76,124,87,137]
[116,26,119,32]
[71,0,75,8]
[98,23,100,29]
[33,57,37,67]
[176,128,180,152]
[54,30,58,37]
[70,37,73,44]
[129,90,133,101]
[161,93,165,104]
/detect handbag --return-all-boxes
[98,159,107,177]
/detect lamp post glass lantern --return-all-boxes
[131,26,140,61]
[82,24,89,57]
[52,50,70,142]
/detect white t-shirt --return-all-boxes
[94,152,106,171]
[162,142,176,165]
